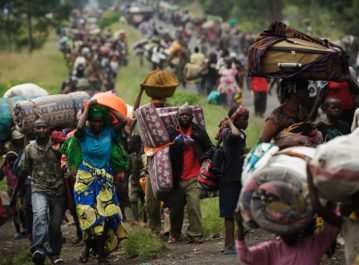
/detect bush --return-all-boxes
[121,225,166,258]
[201,197,223,238]
[167,88,200,106]
[98,11,122,29]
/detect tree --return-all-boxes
[0,0,70,52]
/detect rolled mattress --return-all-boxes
[12,91,90,133]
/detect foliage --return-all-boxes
[121,225,166,258]
[0,0,70,52]
[201,197,223,237]
[98,11,122,29]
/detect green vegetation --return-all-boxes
[98,11,122,29]
[121,225,166,258]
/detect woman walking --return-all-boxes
[74,99,127,265]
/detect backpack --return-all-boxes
[197,140,224,191]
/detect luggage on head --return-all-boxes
[248,20,349,81]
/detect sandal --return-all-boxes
[167,235,178,244]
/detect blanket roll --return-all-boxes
[310,129,359,202]
[239,146,316,234]
[12,91,89,134]
[135,103,173,197]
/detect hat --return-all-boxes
[11,130,24,140]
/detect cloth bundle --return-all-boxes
[135,103,173,198]
[12,91,90,133]
[3,83,48,98]
[309,129,359,202]
[0,96,25,142]
[156,105,206,131]
[239,146,316,234]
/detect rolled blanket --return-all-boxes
[12,91,90,133]
[239,146,316,234]
[310,129,359,202]
[135,103,173,197]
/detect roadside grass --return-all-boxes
[121,225,166,259]
[0,33,68,94]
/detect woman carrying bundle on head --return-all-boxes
[74,99,128,265]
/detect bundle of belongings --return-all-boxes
[0,96,26,142]
[135,103,205,198]
[248,20,349,81]
[308,129,359,202]
[12,91,90,134]
[238,146,316,235]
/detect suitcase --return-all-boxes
[248,21,349,81]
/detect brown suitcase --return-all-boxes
[248,21,349,81]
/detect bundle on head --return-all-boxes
[142,69,179,99]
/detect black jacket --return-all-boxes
[168,123,212,189]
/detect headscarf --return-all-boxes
[215,105,249,140]
[88,105,114,125]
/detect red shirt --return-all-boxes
[251,77,269,92]
[178,125,200,181]
[328,81,354,110]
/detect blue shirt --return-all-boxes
[78,125,116,169]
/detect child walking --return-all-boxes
[217,105,249,254]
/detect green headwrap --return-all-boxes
[88,105,114,125]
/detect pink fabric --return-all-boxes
[218,67,239,94]
[2,164,17,192]
[236,225,339,265]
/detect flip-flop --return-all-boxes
[167,236,178,244]
[223,247,237,255]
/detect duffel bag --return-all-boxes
[248,20,349,81]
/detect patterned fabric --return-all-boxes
[12,91,90,134]
[217,67,239,94]
[266,106,309,132]
[135,103,170,148]
[248,20,349,81]
[19,139,65,196]
[135,103,173,197]
[239,147,316,234]
[147,146,173,198]
[74,162,127,254]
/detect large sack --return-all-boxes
[3,83,48,98]
[310,129,359,202]
[248,21,349,81]
[239,146,316,234]
[135,103,173,197]
[12,92,90,134]
[0,96,25,142]
[156,105,206,131]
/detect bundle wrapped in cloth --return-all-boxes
[0,96,25,142]
[12,91,90,134]
[136,103,173,198]
[309,129,359,202]
[239,146,316,234]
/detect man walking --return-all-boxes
[167,106,212,243]
[12,119,65,265]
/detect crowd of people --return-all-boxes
[1,3,359,265]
